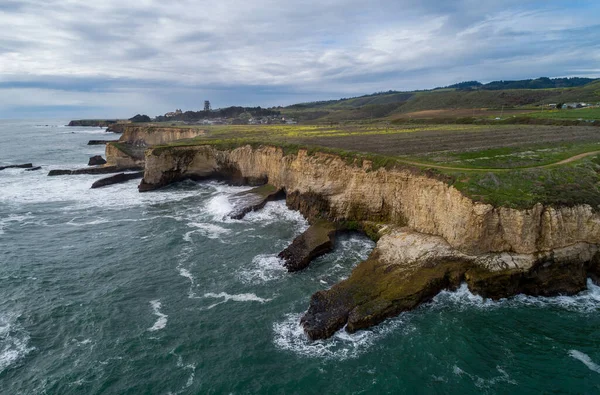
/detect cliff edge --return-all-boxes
[139,143,600,339]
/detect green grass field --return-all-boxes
[148,123,600,209]
[525,107,600,120]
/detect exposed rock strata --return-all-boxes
[104,125,206,171]
[91,172,144,189]
[139,144,600,338]
[141,145,600,255]
[117,125,205,146]
[104,144,145,169]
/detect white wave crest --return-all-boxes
[272,312,413,360]
[238,254,288,284]
[0,212,35,235]
[244,201,308,230]
[0,312,34,373]
[203,292,273,309]
[184,222,230,241]
[148,300,168,331]
[433,280,600,313]
[452,364,517,388]
[569,350,600,373]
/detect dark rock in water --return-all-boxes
[229,185,285,220]
[67,120,118,127]
[26,166,42,171]
[301,257,468,340]
[88,140,118,145]
[91,172,144,189]
[0,163,33,171]
[48,166,142,176]
[88,155,107,166]
[278,220,337,272]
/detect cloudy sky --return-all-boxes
[1,0,599,118]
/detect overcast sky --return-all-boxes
[1,0,599,119]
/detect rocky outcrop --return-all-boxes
[117,125,205,147]
[48,166,142,176]
[301,227,600,339]
[88,155,107,166]
[88,140,118,145]
[229,184,285,220]
[106,124,127,133]
[91,172,144,189]
[103,125,206,172]
[278,221,338,272]
[104,143,145,169]
[139,143,600,338]
[26,166,42,171]
[0,163,33,170]
[68,120,119,127]
[141,145,600,255]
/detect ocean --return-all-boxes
[1,119,599,394]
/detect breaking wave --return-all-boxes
[148,300,168,331]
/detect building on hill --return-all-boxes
[165,109,183,117]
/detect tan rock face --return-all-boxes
[118,125,205,146]
[142,144,600,255]
[104,144,144,168]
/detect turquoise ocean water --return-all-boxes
[1,120,599,394]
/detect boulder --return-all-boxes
[88,155,107,166]
[278,220,338,272]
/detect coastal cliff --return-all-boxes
[139,144,600,338]
[116,125,205,147]
[105,125,206,169]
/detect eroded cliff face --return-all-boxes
[142,144,600,255]
[104,143,144,168]
[105,125,206,170]
[140,143,600,339]
[118,125,205,146]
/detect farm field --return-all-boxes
[156,123,600,208]
[525,107,600,120]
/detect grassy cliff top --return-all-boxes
[151,123,600,210]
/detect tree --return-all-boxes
[129,114,152,123]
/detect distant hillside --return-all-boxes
[438,77,596,91]
[281,77,600,122]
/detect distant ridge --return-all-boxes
[438,77,597,91]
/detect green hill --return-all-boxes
[281,78,600,122]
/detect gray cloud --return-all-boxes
[0,0,598,118]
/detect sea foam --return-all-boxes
[0,312,34,373]
[203,292,273,309]
[148,300,168,331]
[569,350,600,373]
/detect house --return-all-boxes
[563,103,583,109]
[165,109,183,117]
